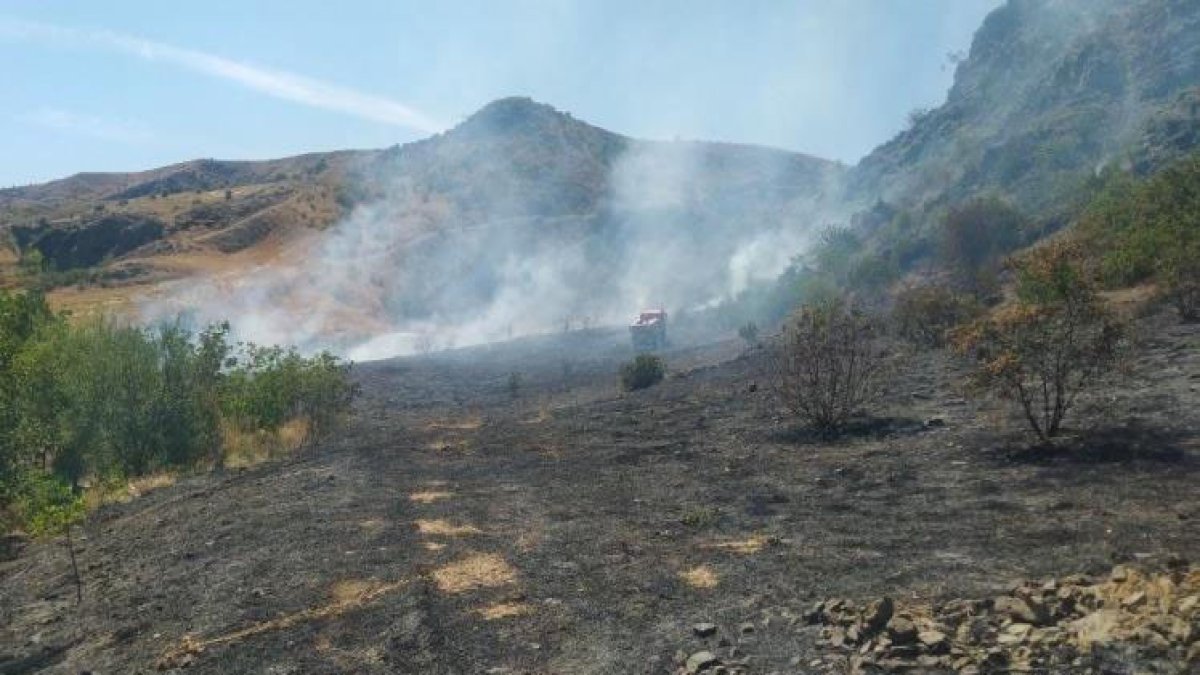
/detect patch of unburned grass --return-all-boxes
[222,417,309,468]
[157,577,408,669]
[680,565,719,589]
[425,415,483,431]
[432,552,518,594]
[408,490,453,504]
[701,534,774,555]
[415,519,481,536]
[475,601,532,620]
[83,471,178,510]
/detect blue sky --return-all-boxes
[0,1,1000,186]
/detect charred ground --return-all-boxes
[2,311,1197,674]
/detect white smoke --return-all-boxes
[142,119,841,361]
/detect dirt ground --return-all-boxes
[1,315,1198,674]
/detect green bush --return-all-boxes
[0,291,357,533]
[620,354,665,391]
[940,196,1025,292]
[1076,154,1200,317]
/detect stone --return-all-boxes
[738,622,755,635]
[692,623,718,638]
[1177,595,1198,614]
[887,617,917,645]
[1110,566,1130,582]
[993,596,1049,626]
[685,650,719,674]
[1121,591,1146,609]
[918,629,948,653]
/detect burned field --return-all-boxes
[2,319,1198,674]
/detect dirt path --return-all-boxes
[2,321,1198,673]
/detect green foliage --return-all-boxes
[9,471,83,536]
[219,343,356,441]
[620,354,665,391]
[1076,154,1200,317]
[940,196,1025,290]
[0,291,356,533]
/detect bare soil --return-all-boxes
[2,316,1198,674]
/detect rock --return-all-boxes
[1177,595,1198,614]
[685,650,719,674]
[887,617,917,645]
[1110,565,1131,582]
[738,622,755,635]
[918,629,948,653]
[1121,591,1146,609]
[863,597,894,633]
[692,623,718,638]
[994,596,1049,626]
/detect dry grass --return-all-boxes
[680,565,719,589]
[157,576,408,669]
[408,491,454,504]
[83,471,178,510]
[222,417,309,468]
[432,553,518,594]
[415,519,481,537]
[701,534,772,555]
[425,415,484,431]
[475,601,532,620]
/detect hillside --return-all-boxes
[848,0,1200,217]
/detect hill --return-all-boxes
[0,99,843,350]
[848,0,1200,218]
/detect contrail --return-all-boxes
[0,17,444,134]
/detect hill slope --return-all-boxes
[848,0,1200,217]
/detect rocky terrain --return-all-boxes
[1,309,1196,674]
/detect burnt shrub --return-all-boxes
[953,242,1125,442]
[620,354,665,391]
[773,297,888,433]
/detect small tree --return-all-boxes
[941,196,1024,294]
[774,297,887,433]
[953,243,1124,442]
[620,354,665,391]
[737,321,759,349]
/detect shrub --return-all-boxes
[1076,154,1200,291]
[892,284,981,348]
[737,321,759,348]
[953,243,1124,442]
[941,196,1024,292]
[773,297,887,433]
[1,296,357,532]
[620,354,665,391]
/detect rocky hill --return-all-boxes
[848,0,1200,217]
